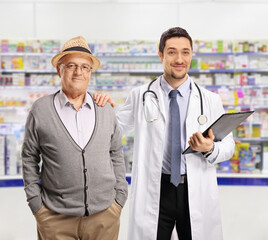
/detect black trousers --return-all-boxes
[157,174,192,240]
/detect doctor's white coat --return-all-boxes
[116,76,235,240]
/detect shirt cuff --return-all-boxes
[205,143,219,164]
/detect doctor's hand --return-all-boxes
[94,93,115,107]
[188,129,215,153]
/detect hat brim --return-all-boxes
[51,51,100,72]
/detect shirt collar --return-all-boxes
[58,90,92,109]
[83,92,92,109]
[160,75,191,97]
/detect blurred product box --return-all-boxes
[225,142,262,174]
[218,142,262,174]
[5,135,18,175]
[0,135,5,176]
[262,146,268,174]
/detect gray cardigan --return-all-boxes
[22,92,128,216]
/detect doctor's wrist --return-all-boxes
[202,142,214,158]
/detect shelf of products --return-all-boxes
[1,39,268,185]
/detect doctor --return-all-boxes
[95,27,235,240]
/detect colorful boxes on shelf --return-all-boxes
[218,142,262,174]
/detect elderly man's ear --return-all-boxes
[56,65,61,78]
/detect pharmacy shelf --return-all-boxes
[96,52,268,57]
[0,69,56,73]
[1,173,268,187]
[223,105,268,110]
[0,176,24,187]
[0,52,55,57]
[217,173,268,186]
[93,85,135,90]
[235,137,268,142]
[95,69,163,74]
[2,68,267,74]
[235,69,268,73]
[190,69,268,74]
[0,85,60,90]
[205,84,268,89]
[1,52,267,58]
[235,52,268,56]
[189,69,235,73]
[227,84,268,88]
[0,84,267,91]
[96,69,268,74]
[96,53,158,57]
[0,84,134,94]
[1,49,268,181]
[0,122,25,125]
[2,68,268,74]
[0,106,27,110]
[217,173,267,178]
[193,52,268,57]
[0,85,132,90]
[193,52,232,56]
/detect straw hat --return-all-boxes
[51,36,100,72]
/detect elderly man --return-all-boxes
[22,36,128,240]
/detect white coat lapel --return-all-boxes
[149,76,166,122]
[185,80,202,145]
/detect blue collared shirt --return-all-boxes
[54,90,95,149]
[160,75,191,175]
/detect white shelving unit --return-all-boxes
[1,42,268,185]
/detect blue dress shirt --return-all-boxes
[160,75,191,175]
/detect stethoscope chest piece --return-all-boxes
[198,114,207,125]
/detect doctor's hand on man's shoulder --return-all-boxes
[94,93,115,107]
[188,128,215,154]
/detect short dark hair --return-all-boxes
[159,27,193,54]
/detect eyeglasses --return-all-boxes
[61,63,92,73]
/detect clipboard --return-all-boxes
[182,111,254,154]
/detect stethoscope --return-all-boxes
[142,79,208,125]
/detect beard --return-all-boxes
[171,71,187,80]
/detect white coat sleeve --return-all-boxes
[116,88,138,137]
